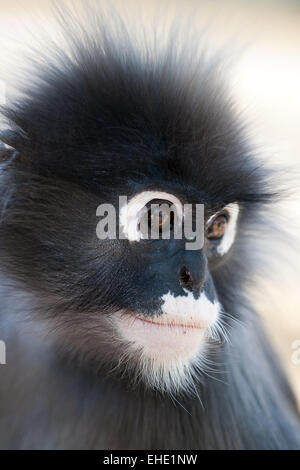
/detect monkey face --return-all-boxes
[104,190,240,392]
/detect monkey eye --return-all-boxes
[206,212,229,241]
[120,191,183,242]
[146,199,175,233]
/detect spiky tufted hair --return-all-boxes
[0,4,274,204]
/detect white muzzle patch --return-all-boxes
[113,291,221,393]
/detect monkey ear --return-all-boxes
[0,130,22,161]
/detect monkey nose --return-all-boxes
[179,265,205,292]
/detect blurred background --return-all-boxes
[0,0,300,403]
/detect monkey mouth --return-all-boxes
[126,312,208,330]
[113,297,220,368]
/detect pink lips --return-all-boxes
[128,313,207,330]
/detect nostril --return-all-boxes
[179,266,194,289]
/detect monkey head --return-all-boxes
[0,14,273,395]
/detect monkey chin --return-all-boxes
[113,292,221,395]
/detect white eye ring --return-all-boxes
[120,191,183,242]
[206,202,239,255]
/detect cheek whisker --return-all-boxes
[222,310,245,329]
